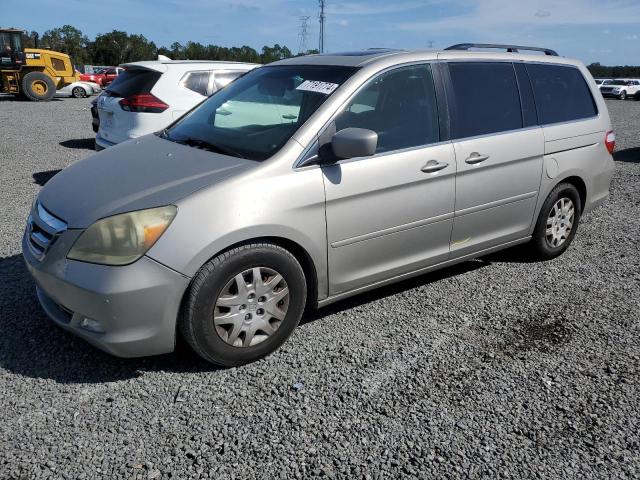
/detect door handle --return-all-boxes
[421,160,449,173]
[465,152,490,164]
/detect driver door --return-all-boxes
[322,64,456,295]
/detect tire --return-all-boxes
[635,92,640,101]
[619,90,627,100]
[71,86,87,98]
[531,182,582,260]
[179,242,307,366]
[21,71,56,101]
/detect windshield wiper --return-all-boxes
[178,137,246,159]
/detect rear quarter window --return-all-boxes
[525,64,597,125]
[106,70,161,97]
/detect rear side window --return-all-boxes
[182,71,211,96]
[214,71,244,91]
[51,58,66,72]
[448,62,522,139]
[106,70,161,97]
[525,64,597,125]
[334,64,439,153]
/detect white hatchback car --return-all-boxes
[95,59,258,150]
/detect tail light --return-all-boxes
[604,130,615,155]
[119,93,169,113]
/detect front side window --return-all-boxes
[526,64,597,125]
[164,65,357,161]
[182,71,211,96]
[449,62,522,139]
[334,64,439,153]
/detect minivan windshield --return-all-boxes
[162,65,358,160]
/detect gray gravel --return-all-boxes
[1,94,639,479]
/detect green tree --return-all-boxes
[40,25,91,65]
[90,30,157,65]
[260,44,292,64]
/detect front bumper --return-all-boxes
[22,228,190,358]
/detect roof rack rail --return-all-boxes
[445,43,559,56]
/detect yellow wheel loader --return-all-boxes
[0,28,80,101]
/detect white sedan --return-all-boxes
[55,81,101,98]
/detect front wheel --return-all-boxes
[530,183,582,260]
[179,242,307,366]
[619,90,627,100]
[21,71,56,101]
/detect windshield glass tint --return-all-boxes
[165,65,358,160]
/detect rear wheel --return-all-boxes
[21,72,56,101]
[71,86,87,98]
[531,183,582,260]
[179,242,307,366]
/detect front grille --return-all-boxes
[600,87,614,94]
[27,202,67,261]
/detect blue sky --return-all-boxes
[3,0,640,64]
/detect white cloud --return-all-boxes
[625,34,639,40]
[398,0,640,33]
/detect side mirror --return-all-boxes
[331,128,378,160]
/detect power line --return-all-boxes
[298,16,310,54]
[318,0,326,53]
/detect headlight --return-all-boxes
[67,206,177,265]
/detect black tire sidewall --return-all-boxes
[188,246,306,366]
[533,183,582,259]
[72,87,84,98]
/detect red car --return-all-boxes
[79,66,125,87]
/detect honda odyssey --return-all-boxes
[23,44,616,366]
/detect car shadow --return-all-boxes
[0,95,62,102]
[1,244,535,383]
[0,254,216,384]
[32,169,62,186]
[613,147,640,164]
[301,258,490,325]
[59,138,95,150]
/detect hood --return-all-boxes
[39,134,256,228]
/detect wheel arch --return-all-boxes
[557,175,587,212]
[181,235,321,312]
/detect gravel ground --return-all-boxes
[0,95,639,479]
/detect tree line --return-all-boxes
[21,25,316,68]
[22,26,638,74]
[587,63,640,78]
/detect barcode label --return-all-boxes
[296,80,340,95]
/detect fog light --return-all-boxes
[79,317,105,333]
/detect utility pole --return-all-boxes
[318,0,326,53]
[298,16,310,54]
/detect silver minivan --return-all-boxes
[23,44,616,366]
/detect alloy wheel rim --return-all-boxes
[73,87,84,97]
[213,267,289,348]
[546,197,575,248]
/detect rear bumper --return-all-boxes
[95,134,116,151]
[22,229,190,358]
[584,157,615,215]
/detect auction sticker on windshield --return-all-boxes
[296,80,339,95]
